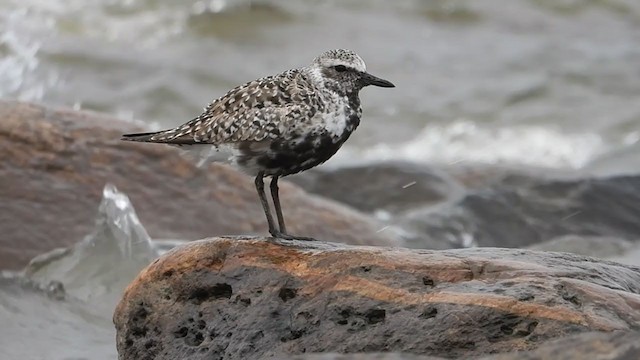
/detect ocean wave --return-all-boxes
[0,7,58,101]
[340,120,607,170]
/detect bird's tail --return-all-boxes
[121,131,163,142]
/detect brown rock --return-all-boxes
[113,238,640,360]
[0,101,396,269]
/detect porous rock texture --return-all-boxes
[285,331,640,359]
[486,330,640,360]
[0,100,395,269]
[114,237,640,359]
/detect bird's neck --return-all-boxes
[303,66,326,89]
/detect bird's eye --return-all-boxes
[333,65,347,72]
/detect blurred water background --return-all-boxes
[2,0,640,173]
[2,0,640,359]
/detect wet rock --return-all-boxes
[289,162,463,215]
[0,100,396,269]
[114,238,640,360]
[402,174,640,248]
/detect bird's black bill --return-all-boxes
[361,72,395,88]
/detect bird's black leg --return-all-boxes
[268,176,317,241]
[255,172,278,236]
[270,175,288,234]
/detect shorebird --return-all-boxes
[122,49,394,240]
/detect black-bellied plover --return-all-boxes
[122,49,394,241]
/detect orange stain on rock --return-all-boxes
[118,238,637,331]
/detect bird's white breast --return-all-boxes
[321,94,351,138]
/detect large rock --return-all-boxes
[0,101,396,269]
[114,238,640,360]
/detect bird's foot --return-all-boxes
[269,231,317,241]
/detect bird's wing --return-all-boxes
[141,70,317,145]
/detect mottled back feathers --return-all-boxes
[136,69,323,145]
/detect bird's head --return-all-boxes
[309,49,395,95]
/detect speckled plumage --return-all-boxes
[122,49,394,240]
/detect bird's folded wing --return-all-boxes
[143,70,316,145]
[147,103,311,145]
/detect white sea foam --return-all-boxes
[340,120,608,170]
[0,7,58,101]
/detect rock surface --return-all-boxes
[0,101,396,269]
[487,330,640,360]
[285,331,640,359]
[114,237,640,360]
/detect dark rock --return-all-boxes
[288,331,640,359]
[114,238,640,360]
[289,162,463,215]
[0,100,396,269]
[402,174,640,248]
[441,165,579,191]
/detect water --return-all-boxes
[0,185,163,360]
[1,0,640,174]
[2,1,640,358]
